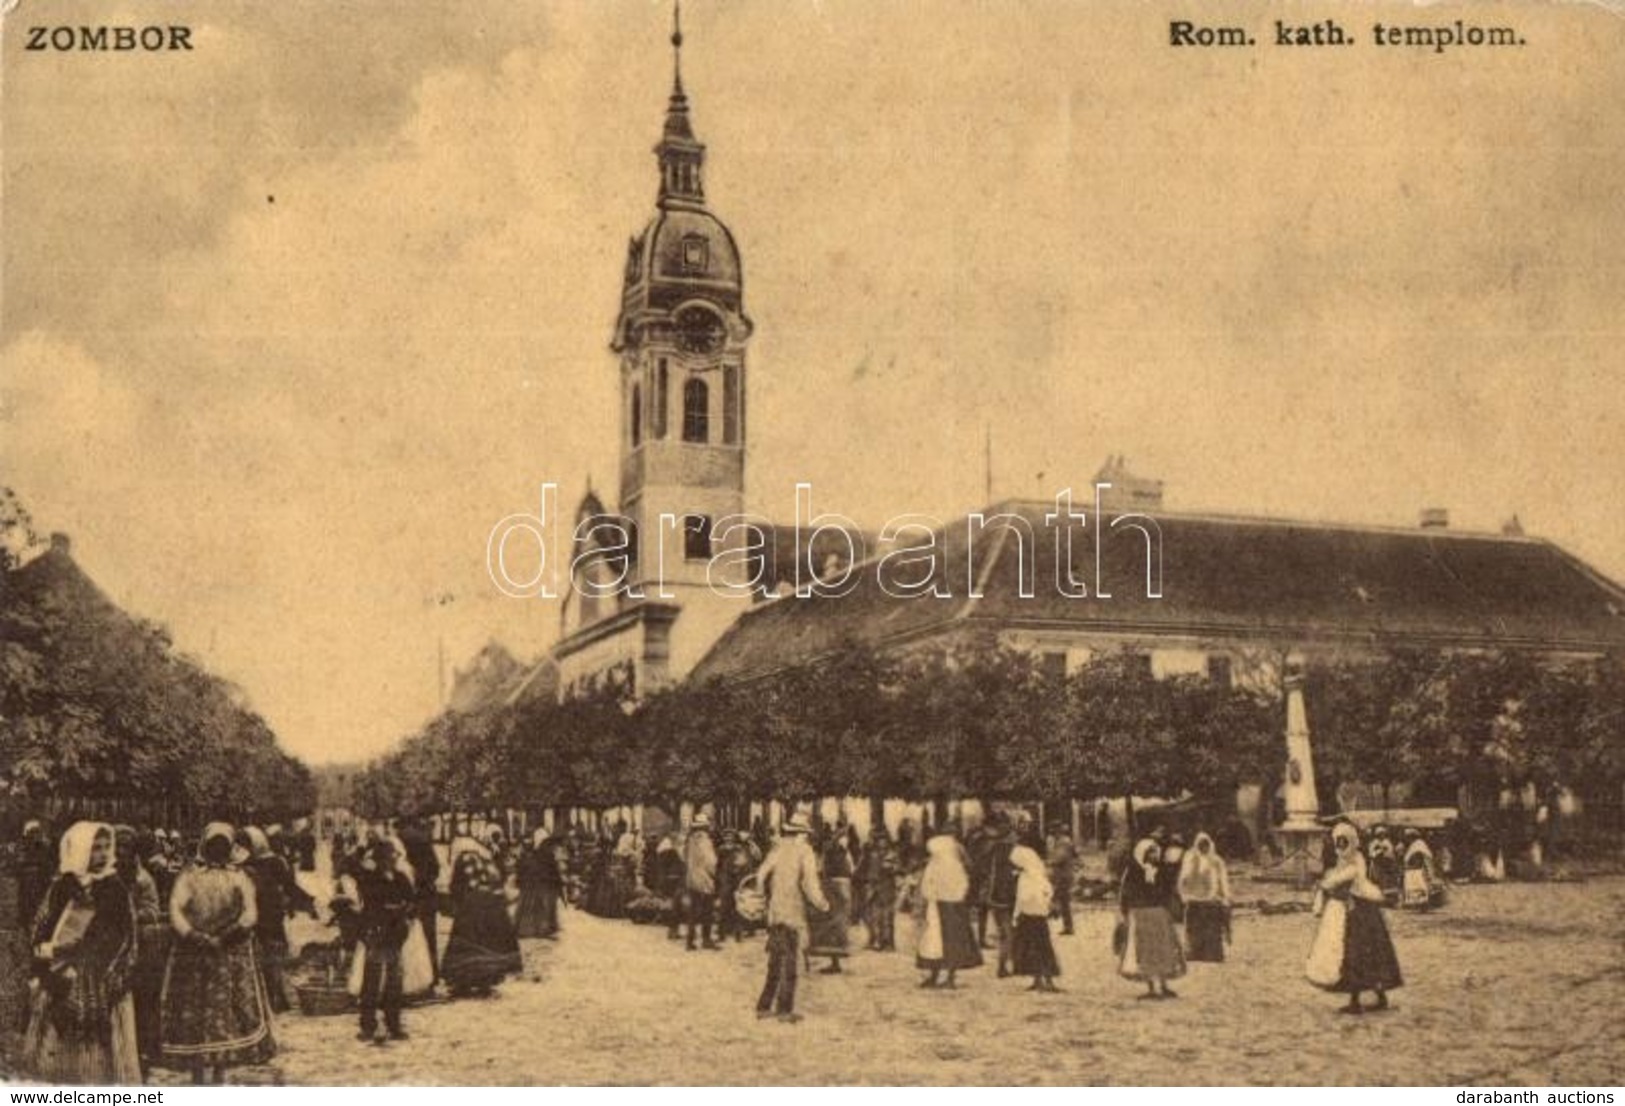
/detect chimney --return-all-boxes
[1502,515,1524,537]
[1419,508,1449,530]
[49,532,71,556]
[1093,455,1165,512]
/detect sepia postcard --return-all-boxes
[2,0,1623,1090]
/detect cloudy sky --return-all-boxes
[3,0,1622,765]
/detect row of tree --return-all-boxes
[354,637,1625,844]
[1,492,315,828]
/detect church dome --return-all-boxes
[640,207,742,290]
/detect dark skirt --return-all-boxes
[807,878,851,959]
[916,901,983,972]
[442,891,522,992]
[1340,899,1403,992]
[514,885,560,939]
[584,866,625,919]
[1011,914,1060,977]
[1184,901,1228,963]
[158,936,276,1069]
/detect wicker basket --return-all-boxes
[294,981,354,1017]
[734,874,766,924]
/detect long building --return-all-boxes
[543,18,1625,709]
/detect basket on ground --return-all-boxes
[294,981,355,1017]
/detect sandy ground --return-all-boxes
[146,875,1624,1087]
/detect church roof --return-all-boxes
[689,502,1625,682]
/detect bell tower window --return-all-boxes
[683,514,712,561]
[655,359,669,439]
[682,377,709,443]
[630,383,642,447]
[722,365,739,445]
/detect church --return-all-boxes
[542,16,1625,719]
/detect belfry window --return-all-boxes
[631,383,642,447]
[683,515,712,561]
[722,365,739,445]
[655,359,669,439]
[683,377,709,443]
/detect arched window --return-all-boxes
[630,383,642,447]
[682,377,709,443]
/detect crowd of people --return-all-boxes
[12,819,315,1084]
[7,805,1442,1083]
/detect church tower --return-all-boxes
[608,4,754,676]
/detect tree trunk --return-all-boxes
[1123,794,1136,841]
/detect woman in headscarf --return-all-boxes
[1367,827,1403,908]
[237,825,304,1014]
[914,830,983,989]
[806,824,853,974]
[1177,831,1232,963]
[1010,844,1061,993]
[514,828,563,940]
[440,835,521,997]
[1117,838,1186,999]
[114,824,166,1073]
[1305,822,1403,1014]
[22,821,141,1084]
[159,823,275,1083]
[1401,829,1444,911]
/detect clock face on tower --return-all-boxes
[673,305,725,355]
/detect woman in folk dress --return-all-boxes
[914,831,983,989]
[159,823,276,1083]
[1009,845,1061,993]
[440,836,521,996]
[22,821,142,1085]
[1117,838,1186,999]
[1305,822,1403,1014]
[1401,829,1445,911]
[1177,832,1232,963]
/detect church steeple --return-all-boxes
[655,0,705,207]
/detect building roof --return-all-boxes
[689,501,1625,682]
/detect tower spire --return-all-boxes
[671,0,684,95]
[655,0,704,205]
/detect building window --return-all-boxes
[683,377,709,443]
[683,515,712,561]
[655,360,669,439]
[682,233,708,273]
[1040,651,1067,680]
[1206,654,1233,688]
[630,383,642,447]
[723,365,739,445]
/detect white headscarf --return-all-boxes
[244,825,273,860]
[1132,837,1160,883]
[58,821,116,885]
[1177,831,1230,903]
[1011,844,1052,917]
[920,833,969,903]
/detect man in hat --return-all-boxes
[683,814,719,951]
[754,812,828,1023]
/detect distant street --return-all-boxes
[148,873,1625,1086]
